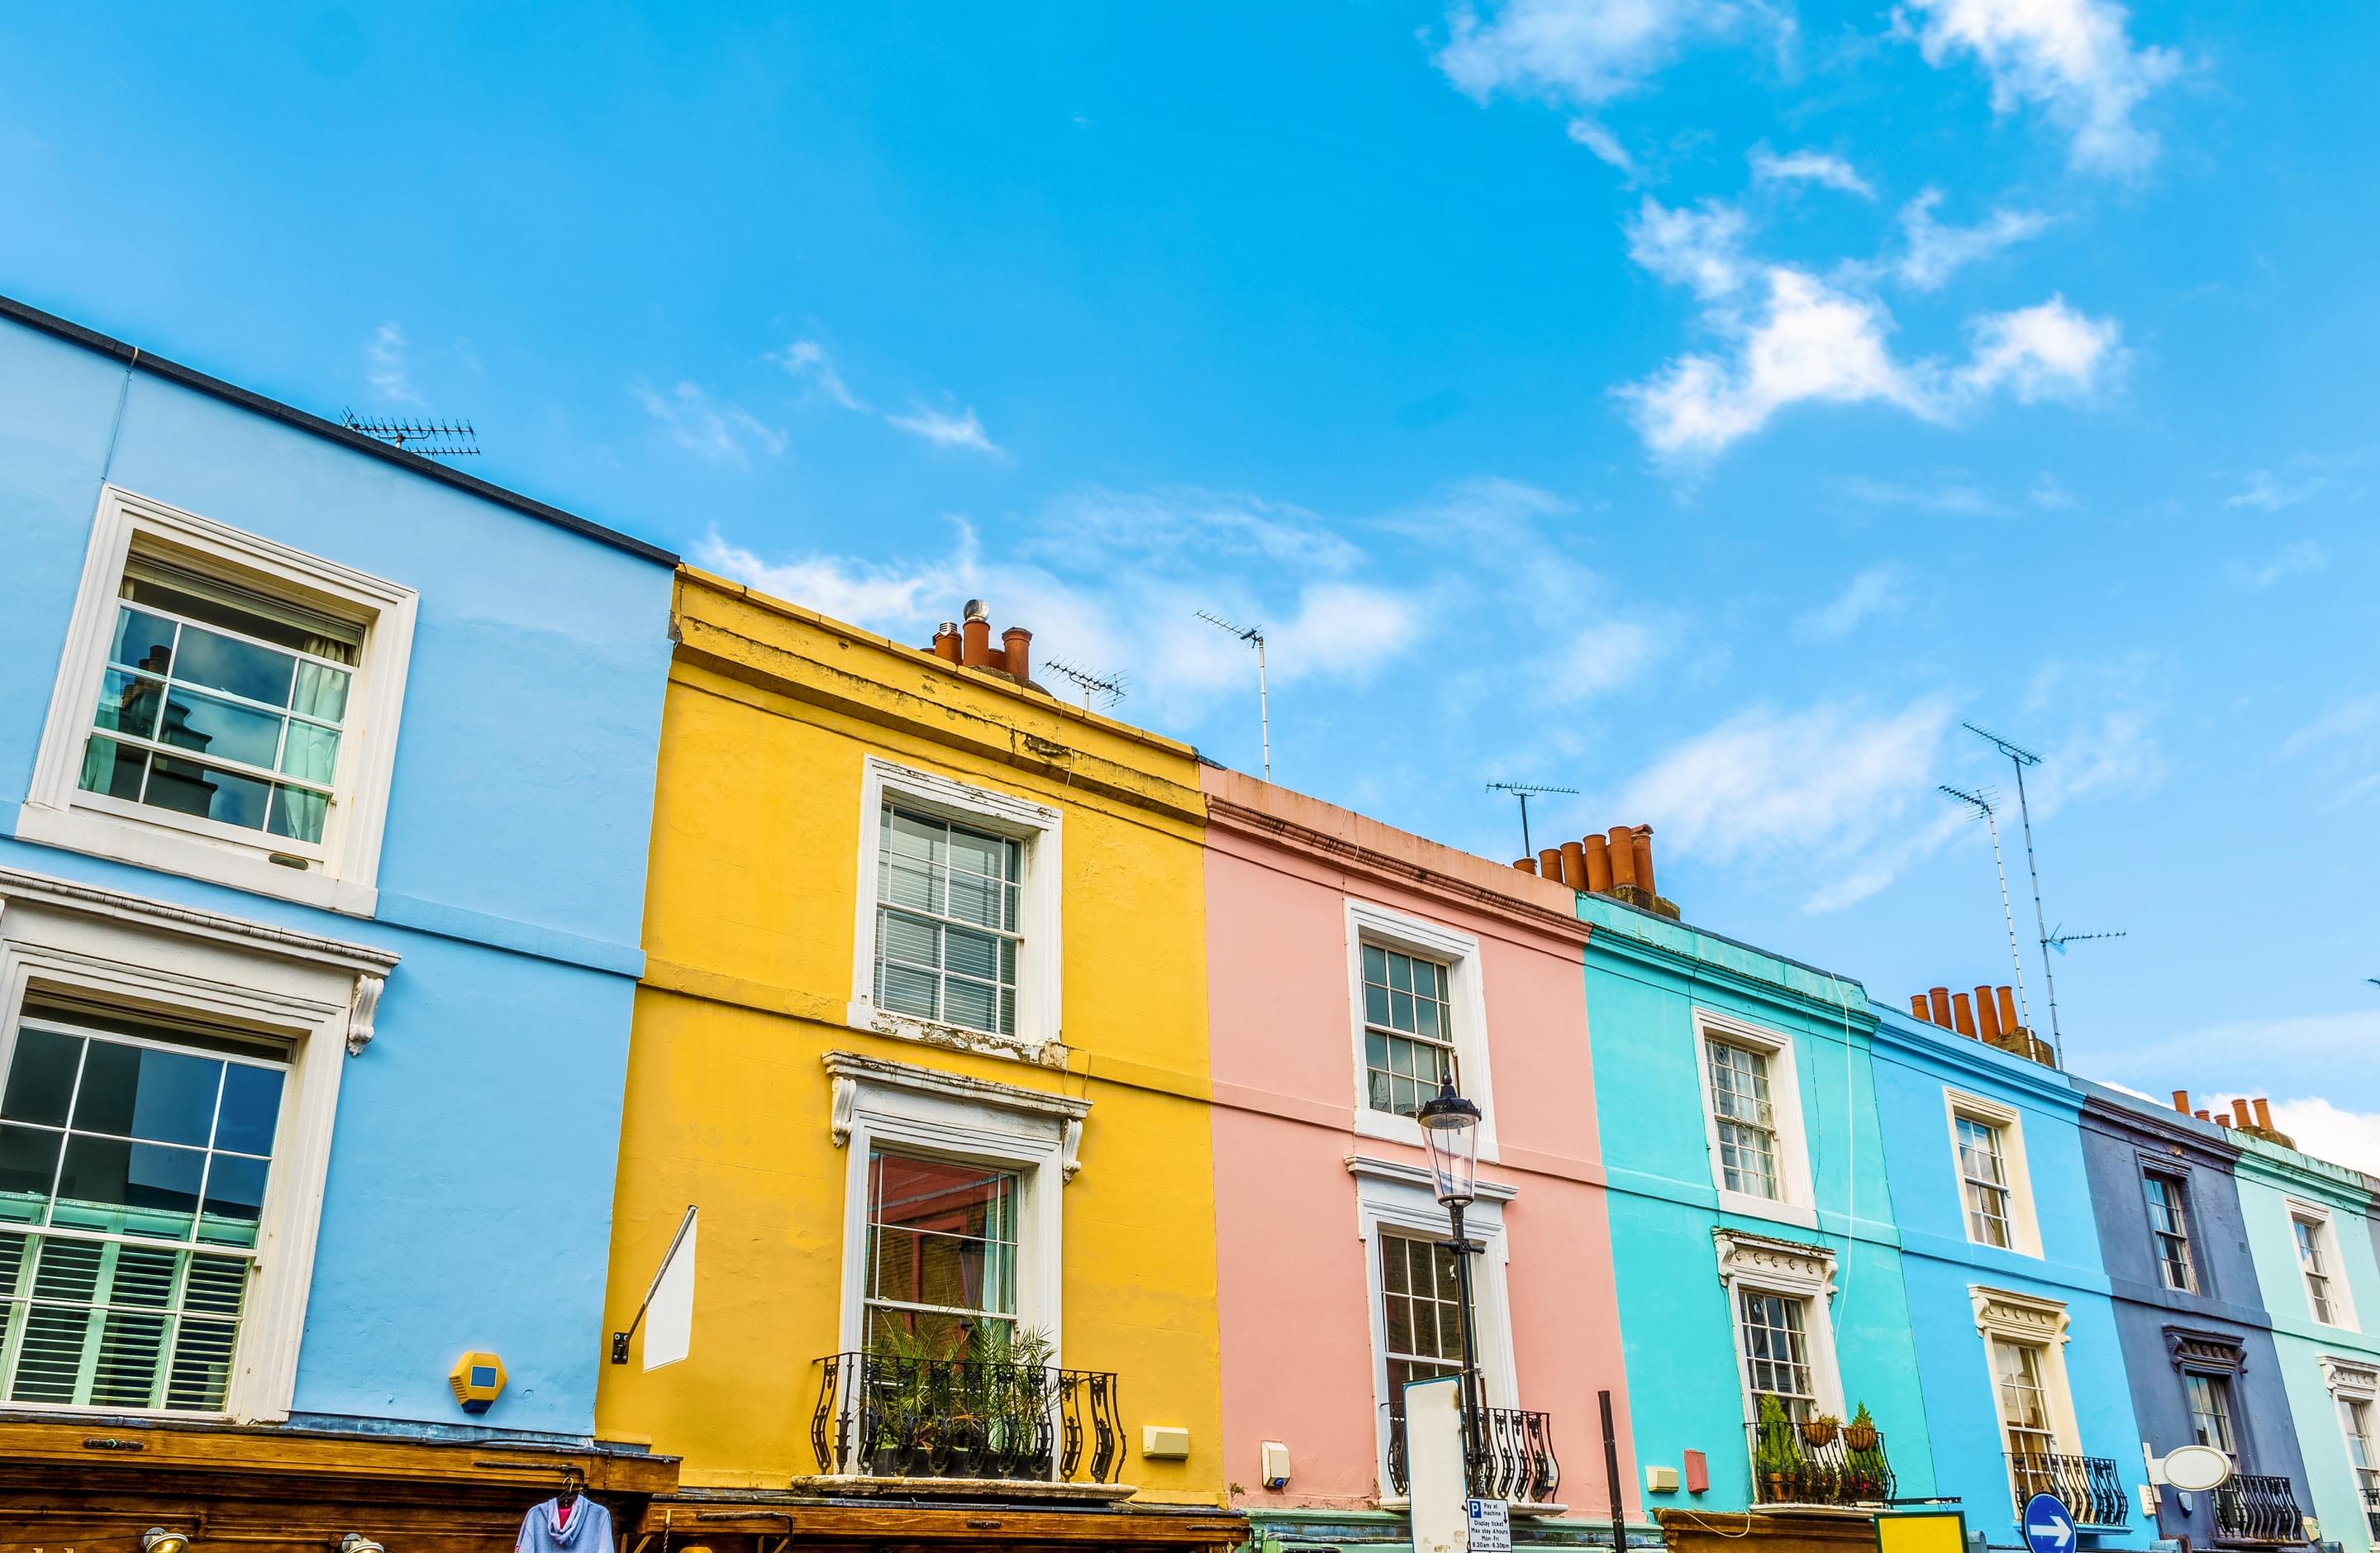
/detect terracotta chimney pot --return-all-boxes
[1559,841,1587,891]
[1974,987,2002,1045]
[960,602,993,667]
[2253,1098,2275,1130]
[1995,986,2020,1037]
[1952,992,1979,1038]
[1631,827,1658,899]
[932,622,963,664]
[1001,626,1031,681]
[1513,856,1539,876]
[1910,993,1931,1022]
[1606,827,1638,889]
[1929,987,1954,1028]
[2173,1090,2192,1115]
[2195,1110,2211,1122]
[1538,847,1565,882]
[1583,833,1613,892]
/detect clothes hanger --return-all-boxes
[557,1468,583,1509]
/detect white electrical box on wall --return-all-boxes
[1259,1440,1292,1489]
[1645,1465,1681,1493]
[1143,1424,1192,1460]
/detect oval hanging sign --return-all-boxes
[2163,1444,2235,1493]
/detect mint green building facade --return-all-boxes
[2234,1136,2380,1552]
[1578,892,1934,1543]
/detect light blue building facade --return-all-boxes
[0,294,675,1443]
[1870,998,2157,1547]
[1579,889,1935,1545]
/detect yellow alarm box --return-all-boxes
[449,1351,507,1414]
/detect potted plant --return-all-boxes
[1754,1393,1801,1503]
[862,1322,950,1477]
[1801,1412,1842,1448]
[1843,1404,1887,1502]
[1842,1402,1879,1453]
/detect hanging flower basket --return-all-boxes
[1801,1415,1841,1447]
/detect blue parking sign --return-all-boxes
[2025,1493,2077,1553]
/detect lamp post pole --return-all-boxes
[1418,1074,1488,1497]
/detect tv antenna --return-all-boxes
[1938,783,2033,1042]
[1485,781,1578,859]
[1196,611,1269,780]
[1964,721,2063,1062]
[1044,658,1127,712]
[340,411,479,459]
[2047,925,2126,954]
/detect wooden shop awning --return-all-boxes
[632,1490,1249,1553]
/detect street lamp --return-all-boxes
[1416,1074,1486,1485]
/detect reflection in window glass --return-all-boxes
[862,1150,1019,1355]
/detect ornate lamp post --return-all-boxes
[1416,1074,1485,1485]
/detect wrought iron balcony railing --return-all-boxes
[2212,1473,2305,1545]
[1384,1403,1562,1505]
[2359,1481,2380,1539]
[1745,1421,1896,1508]
[2009,1451,2130,1527]
[809,1351,1123,1484]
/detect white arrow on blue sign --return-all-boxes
[2025,1493,2078,1553]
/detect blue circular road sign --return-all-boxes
[2025,1493,2078,1553]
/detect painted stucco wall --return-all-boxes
[2076,1086,2314,1547]
[0,311,675,1434]
[1201,770,1635,1531]
[594,574,1225,1502]
[1580,896,1935,1516]
[1869,1008,2156,1545]
[2234,1138,2380,1551]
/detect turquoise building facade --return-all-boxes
[1578,889,1933,1546]
[2233,1135,2380,1552]
[1870,998,2157,1547]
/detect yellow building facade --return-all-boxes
[595,569,1238,1551]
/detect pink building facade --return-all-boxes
[1202,768,1640,1547]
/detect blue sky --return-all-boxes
[3,3,2375,1154]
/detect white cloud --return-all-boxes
[2228,541,2326,591]
[1554,620,1659,701]
[1896,188,2051,290]
[1899,0,2180,174]
[1626,196,1753,301]
[2103,1010,2380,1111]
[1749,145,1874,198]
[632,381,786,466]
[1605,696,1957,910]
[364,322,422,407]
[887,403,1003,456]
[1832,475,2008,515]
[2259,1098,2380,1177]
[2029,472,2077,508]
[1959,295,2121,403]
[768,339,869,412]
[2025,707,2162,818]
[2278,693,2380,809]
[1566,116,1636,173]
[1436,0,1788,109]
[2227,469,2325,512]
[1797,564,1910,640]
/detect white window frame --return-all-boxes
[18,485,418,918]
[1973,1288,2086,1517]
[1345,900,1498,1160]
[1944,1090,2043,1258]
[1694,1010,1816,1229]
[1349,1154,1521,1505]
[2320,1359,2380,1508]
[824,1050,1087,1364]
[847,756,1064,1060]
[2290,1201,2359,1331]
[0,865,394,1422]
[1715,1229,1847,1427]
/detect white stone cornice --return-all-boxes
[822,1050,1092,1179]
[0,866,401,975]
[1714,1227,1838,1299]
[1972,1284,2073,1345]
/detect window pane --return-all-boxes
[108,607,178,674]
[212,1065,283,1157]
[0,1127,61,1222]
[144,755,273,831]
[73,1041,219,1146]
[878,963,939,1020]
[198,1154,269,1247]
[266,785,329,844]
[94,669,165,741]
[1364,946,1387,983]
[290,660,350,722]
[943,977,997,1032]
[79,736,148,801]
[156,686,283,770]
[2,1028,81,1126]
[944,926,1001,980]
[52,1136,203,1239]
[279,721,340,784]
[169,626,296,707]
[878,911,940,969]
